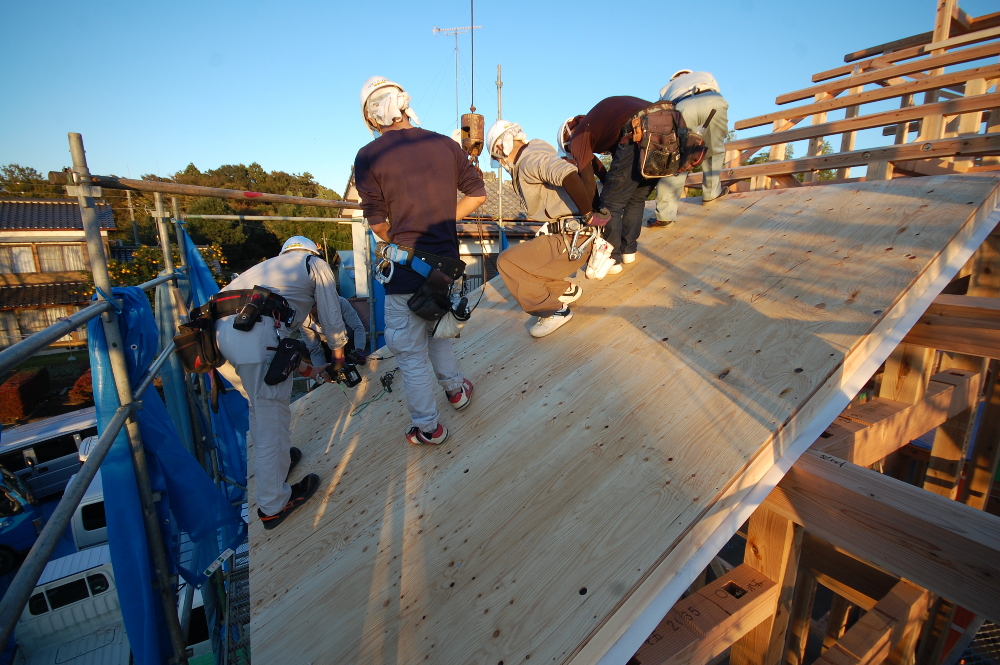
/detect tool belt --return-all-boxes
[375,243,468,322]
[189,288,295,328]
[621,102,709,178]
[537,216,599,261]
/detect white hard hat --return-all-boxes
[556,116,577,156]
[670,69,693,81]
[359,76,419,133]
[280,236,320,256]
[486,119,526,167]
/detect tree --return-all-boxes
[0,164,67,198]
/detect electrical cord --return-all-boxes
[350,368,399,416]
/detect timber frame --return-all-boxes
[634,4,1000,665]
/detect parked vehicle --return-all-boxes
[0,464,44,576]
[0,408,96,499]
[68,468,106,552]
[12,544,215,664]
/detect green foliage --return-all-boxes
[0,164,68,198]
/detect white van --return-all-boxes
[13,544,216,664]
[68,469,106,552]
[0,408,96,498]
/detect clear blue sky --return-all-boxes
[1,0,995,194]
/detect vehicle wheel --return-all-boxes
[0,546,17,577]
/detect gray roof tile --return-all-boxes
[0,198,116,231]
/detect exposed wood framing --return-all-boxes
[839,11,1000,65]
[763,450,1000,622]
[800,533,898,611]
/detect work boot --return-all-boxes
[647,219,674,228]
[447,379,474,411]
[258,473,320,531]
[406,423,449,445]
[530,307,573,338]
[558,284,583,304]
[285,447,302,480]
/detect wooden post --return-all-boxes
[784,569,817,665]
[729,507,803,665]
[878,345,936,405]
[917,0,959,142]
[822,595,853,652]
[953,78,987,171]
[803,93,830,183]
[760,120,788,191]
[983,109,1000,166]
[836,75,865,180]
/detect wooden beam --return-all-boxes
[735,63,1000,130]
[630,565,777,665]
[801,533,899,612]
[817,24,1000,83]
[784,569,816,665]
[816,581,930,665]
[822,595,853,652]
[687,133,1000,187]
[965,358,1000,510]
[730,508,803,665]
[840,12,1000,64]
[778,41,1000,105]
[901,294,1000,357]
[763,450,1000,623]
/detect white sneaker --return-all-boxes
[558,284,583,304]
[622,253,636,264]
[606,263,624,275]
[530,308,573,338]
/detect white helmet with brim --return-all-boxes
[359,76,420,134]
[280,236,321,256]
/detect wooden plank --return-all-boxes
[686,134,1000,187]
[730,508,802,665]
[823,595,853,652]
[965,358,1000,510]
[801,533,898,612]
[901,294,1000,357]
[735,63,1000,130]
[840,12,1000,64]
[778,41,1000,105]
[631,564,777,665]
[785,569,816,665]
[249,175,1000,665]
[763,450,1000,623]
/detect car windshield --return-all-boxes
[0,466,31,499]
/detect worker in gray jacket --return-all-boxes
[650,69,730,227]
[215,236,347,530]
[489,120,603,338]
[301,296,368,366]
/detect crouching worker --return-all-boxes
[489,120,608,338]
[354,76,486,446]
[302,296,369,367]
[214,236,348,530]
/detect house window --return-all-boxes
[17,307,72,342]
[0,311,18,347]
[0,246,36,273]
[37,245,86,272]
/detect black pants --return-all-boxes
[600,141,657,263]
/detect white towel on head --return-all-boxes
[369,90,420,128]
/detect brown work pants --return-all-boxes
[497,234,589,317]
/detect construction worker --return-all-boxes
[488,120,602,338]
[353,76,486,446]
[649,70,730,228]
[559,95,657,272]
[302,296,369,367]
[214,236,347,530]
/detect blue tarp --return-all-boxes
[89,287,246,665]
[176,227,249,503]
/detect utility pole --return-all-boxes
[433,24,481,128]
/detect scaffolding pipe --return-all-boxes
[0,271,182,377]
[171,197,187,268]
[68,133,190,665]
[153,192,178,283]
[47,171,360,210]
[185,214,360,223]
[0,404,133,645]
[132,340,177,400]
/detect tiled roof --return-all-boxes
[0,283,91,309]
[0,198,116,230]
[467,172,528,221]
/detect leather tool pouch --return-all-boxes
[174,317,222,374]
[635,104,687,178]
[233,286,273,332]
[407,269,455,322]
[264,337,307,386]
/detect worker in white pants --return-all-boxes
[383,294,466,433]
[215,236,347,530]
[650,70,730,228]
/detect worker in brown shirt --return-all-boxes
[560,96,658,273]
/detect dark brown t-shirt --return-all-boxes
[354,127,487,294]
[567,96,650,204]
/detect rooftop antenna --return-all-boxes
[434,2,484,165]
[432,22,482,128]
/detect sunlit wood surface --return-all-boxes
[249,174,1000,665]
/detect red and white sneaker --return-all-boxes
[447,379,474,411]
[406,423,449,445]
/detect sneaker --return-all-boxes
[406,423,449,445]
[530,307,573,338]
[622,253,636,264]
[258,473,320,530]
[606,263,624,275]
[558,284,583,304]
[447,379,474,411]
[702,189,729,205]
[285,447,302,481]
[647,219,674,228]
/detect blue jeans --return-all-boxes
[600,141,657,263]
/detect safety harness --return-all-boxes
[536,216,600,261]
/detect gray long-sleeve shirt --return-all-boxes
[509,139,580,222]
[301,297,366,366]
[222,249,348,351]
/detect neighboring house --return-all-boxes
[461,171,533,291]
[0,198,115,349]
